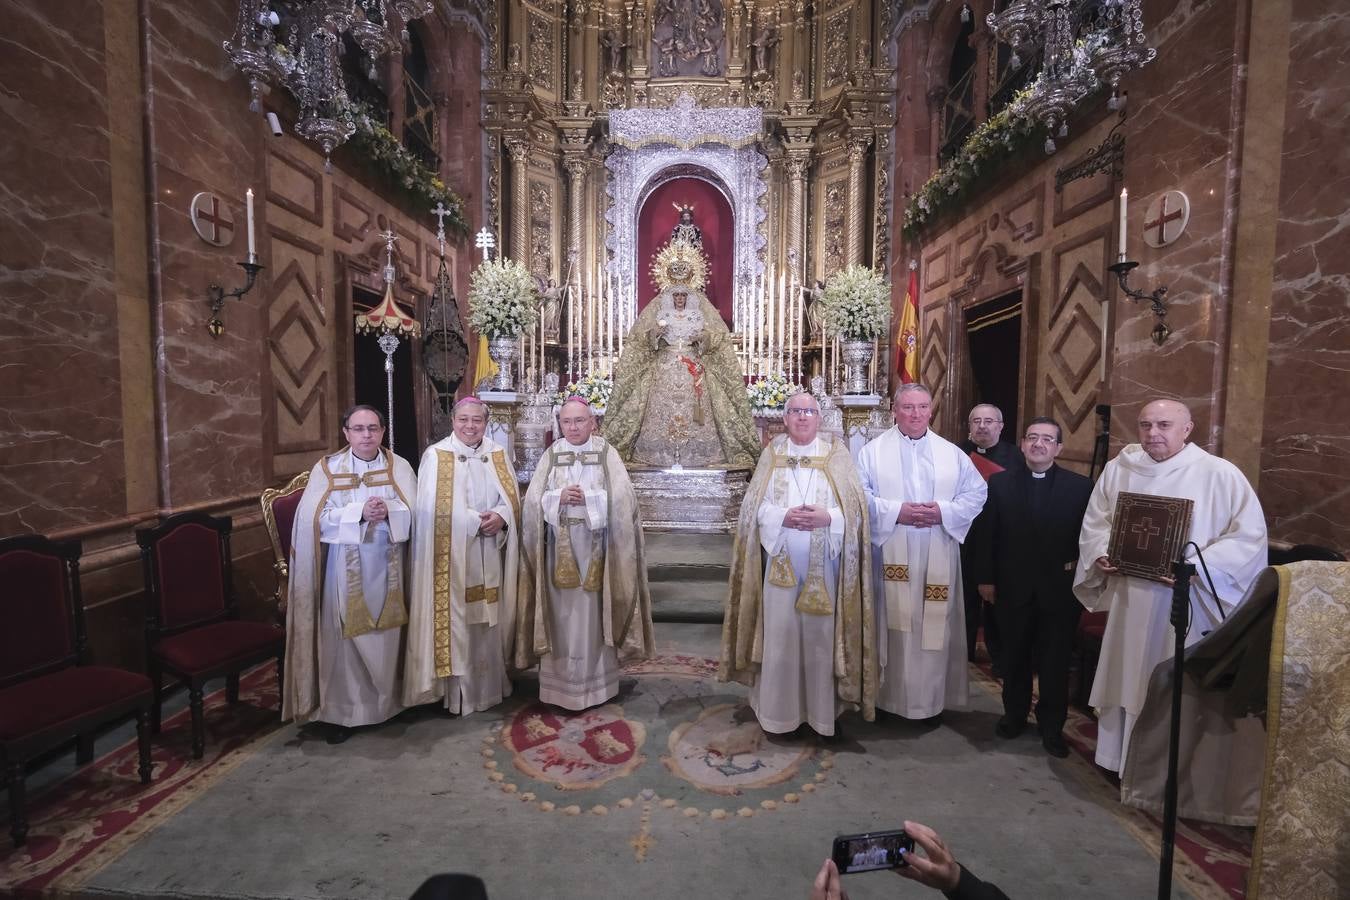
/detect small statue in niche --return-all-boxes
[670,204,704,251]
[750,22,780,76]
[792,69,805,100]
[507,43,523,72]
[571,68,584,100]
[537,276,563,341]
[805,278,827,343]
[699,35,721,76]
[600,28,627,74]
[656,37,678,76]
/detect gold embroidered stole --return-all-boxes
[767,446,836,616]
[880,436,957,650]
[549,446,605,592]
[430,447,521,677]
[320,456,409,640]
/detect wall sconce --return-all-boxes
[206,260,264,338]
[1108,260,1170,345]
[206,187,262,337]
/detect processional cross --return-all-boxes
[475,227,497,261]
[431,202,451,251]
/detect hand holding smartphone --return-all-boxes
[831,829,916,874]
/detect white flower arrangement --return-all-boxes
[746,373,801,416]
[819,266,892,340]
[556,371,613,414]
[467,258,540,339]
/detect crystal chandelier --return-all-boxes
[987,0,1156,152]
[224,0,434,164]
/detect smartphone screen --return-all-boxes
[831,829,916,874]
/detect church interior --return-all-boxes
[2,0,1347,897]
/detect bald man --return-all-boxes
[1074,398,1267,773]
[515,398,654,709]
[405,397,522,715]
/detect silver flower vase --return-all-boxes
[840,338,875,395]
[487,335,519,391]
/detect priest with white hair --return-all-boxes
[1074,397,1267,773]
[857,384,988,720]
[405,396,521,715]
[516,397,654,709]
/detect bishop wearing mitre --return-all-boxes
[515,397,655,709]
[405,397,521,715]
[284,405,417,743]
[720,392,877,737]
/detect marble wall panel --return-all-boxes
[1113,0,1242,447]
[144,0,268,509]
[0,0,126,535]
[1260,0,1350,551]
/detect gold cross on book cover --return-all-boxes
[1107,492,1194,583]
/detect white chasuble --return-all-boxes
[284,448,416,728]
[405,434,521,715]
[538,437,619,710]
[1073,442,1267,773]
[753,436,846,735]
[858,427,986,718]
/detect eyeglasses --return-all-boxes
[345,425,384,435]
[1023,434,1059,445]
[785,408,820,417]
[969,418,1001,426]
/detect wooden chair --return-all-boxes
[0,536,153,846]
[259,470,310,615]
[136,513,284,759]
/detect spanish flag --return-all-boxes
[473,334,499,387]
[895,265,920,383]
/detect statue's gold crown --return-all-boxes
[650,237,708,292]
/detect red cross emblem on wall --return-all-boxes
[190,191,235,247]
[1143,190,1190,249]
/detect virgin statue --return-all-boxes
[604,240,760,468]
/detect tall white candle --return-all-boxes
[1118,187,1128,262]
[245,188,256,260]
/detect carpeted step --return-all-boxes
[650,578,726,623]
[645,531,733,583]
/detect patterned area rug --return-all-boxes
[968,662,1254,899]
[1,657,1254,897]
[0,665,284,896]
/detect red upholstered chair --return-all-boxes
[259,470,310,616]
[136,513,284,759]
[1074,610,1110,709]
[0,536,153,847]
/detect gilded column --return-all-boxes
[507,139,530,264]
[565,158,588,274]
[846,133,872,267]
[785,153,809,273]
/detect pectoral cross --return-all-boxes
[1131,517,1162,551]
[475,227,497,261]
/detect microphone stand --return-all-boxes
[1157,558,1195,900]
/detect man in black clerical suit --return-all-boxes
[975,416,1091,758]
[958,404,1025,670]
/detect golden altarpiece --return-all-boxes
[478,0,896,528]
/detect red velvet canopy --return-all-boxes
[637,176,734,324]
